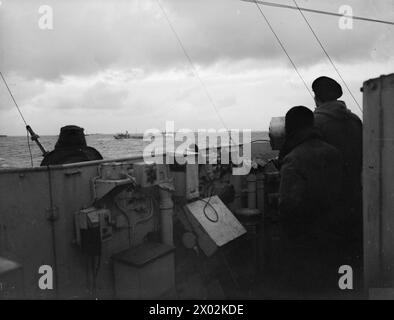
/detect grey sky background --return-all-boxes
[0,0,393,135]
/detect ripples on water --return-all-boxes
[0,132,270,168]
[0,134,148,168]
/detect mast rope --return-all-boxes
[155,0,237,146]
[0,71,34,166]
[253,0,314,99]
[291,0,363,113]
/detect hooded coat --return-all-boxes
[279,127,343,239]
[40,126,103,166]
[278,128,344,296]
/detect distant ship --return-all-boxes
[114,131,143,140]
[0,135,7,137]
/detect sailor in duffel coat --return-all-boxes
[312,76,363,255]
[277,106,344,297]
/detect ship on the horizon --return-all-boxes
[0,134,7,137]
[113,131,143,140]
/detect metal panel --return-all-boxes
[363,73,394,290]
[0,145,263,298]
[0,170,54,298]
[0,156,156,299]
[379,75,394,286]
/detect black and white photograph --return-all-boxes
[0,0,393,305]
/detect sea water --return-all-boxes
[0,132,271,168]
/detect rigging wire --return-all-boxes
[292,0,363,113]
[0,71,34,166]
[252,0,314,99]
[0,71,28,126]
[155,0,235,143]
[242,0,394,26]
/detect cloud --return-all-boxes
[1,0,393,80]
[3,58,389,135]
[0,0,393,135]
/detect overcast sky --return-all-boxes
[0,0,393,135]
